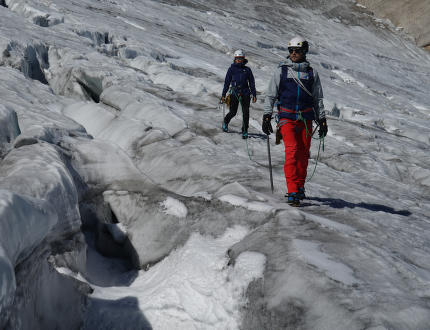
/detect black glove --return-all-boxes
[262,114,273,135]
[318,118,328,138]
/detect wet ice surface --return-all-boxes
[1,0,430,328]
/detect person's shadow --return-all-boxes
[308,197,411,216]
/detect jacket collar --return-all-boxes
[231,58,248,68]
[279,58,310,72]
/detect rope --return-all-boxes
[245,137,253,160]
[277,119,324,183]
[230,88,254,161]
[306,135,324,183]
[226,87,279,171]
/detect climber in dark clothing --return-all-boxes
[221,49,257,139]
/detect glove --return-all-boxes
[318,118,328,138]
[262,114,273,135]
[220,96,226,104]
[252,96,257,103]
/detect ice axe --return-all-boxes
[218,100,225,124]
[266,134,274,193]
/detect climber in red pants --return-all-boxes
[262,36,328,206]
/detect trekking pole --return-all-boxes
[266,134,274,193]
[218,100,225,126]
[311,122,320,139]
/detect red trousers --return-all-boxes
[280,120,313,193]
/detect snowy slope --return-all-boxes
[1,0,430,329]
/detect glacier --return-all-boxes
[1,0,430,329]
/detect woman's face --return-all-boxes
[234,57,244,63]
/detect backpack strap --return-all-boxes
[307,66,313,79]
[277,65,288,101]
[286,66,313,97]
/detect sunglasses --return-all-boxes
[288,48,303,54]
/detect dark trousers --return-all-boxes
[224,94,250,132]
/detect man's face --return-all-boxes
[288,48,305,63]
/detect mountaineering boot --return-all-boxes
[297,187,306,200]
[287,192,300,207]
[242,131,248,139]
[222,122,228,132]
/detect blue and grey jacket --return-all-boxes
[222,59,256,98]
[263,59,325,121]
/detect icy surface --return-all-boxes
[0,190,57,316]
[1,0,430,328]
[160,196,188,218]
[0,105,20,156]
[86,226,266,329]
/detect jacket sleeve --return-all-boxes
[222,68,232,97]
[248,68,256,97]
[263,66,281,116]
[312,70,325,120]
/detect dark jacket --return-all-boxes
[278,64,315,120]
[222,60,256,98]
[264,59,325,121]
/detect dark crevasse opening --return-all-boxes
[77,80,100,103]
[22,45,49,85]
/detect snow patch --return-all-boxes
[304,213,356,234]
[91,226,266,329]
[332,70,366,88]
[194,26,230,54]
[62,101,116,136]
[293,239,358,285]
[160,197,188,218]
[218,194,273,213]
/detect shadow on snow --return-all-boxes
[308,197,411,216]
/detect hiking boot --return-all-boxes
[297,187,306,200]
[222,122,228,132]
[242,131,248,139]
[286,192,300,207]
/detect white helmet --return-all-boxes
[288,36,309,53]
[234,49,245,58]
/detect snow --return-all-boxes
[62,101,116,137]
[88,226,266,330]
[160,196,188,218]
[1,0,430,328]
[218,194,273,213]
[293,239,358,285]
